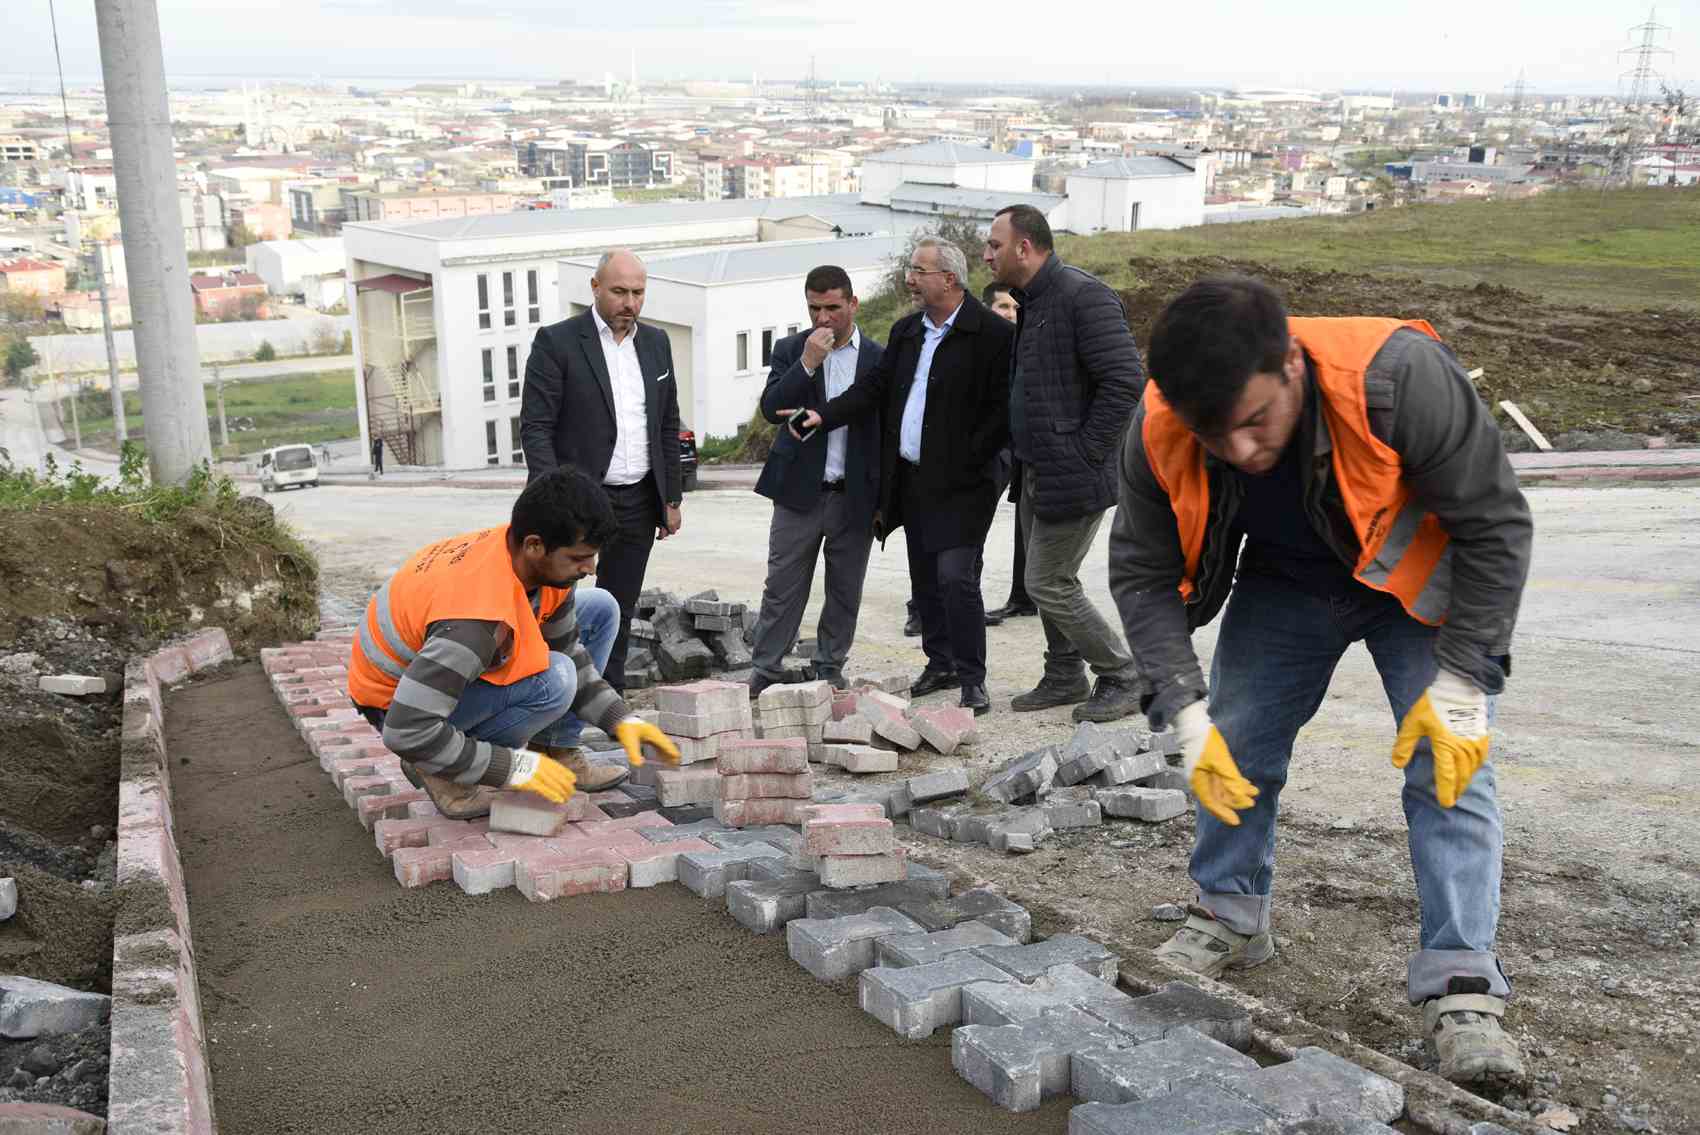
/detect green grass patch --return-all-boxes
[50,370,358,457]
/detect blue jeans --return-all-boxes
[1193,569,1509,1004]
[443,585,620,751]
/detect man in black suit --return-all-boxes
[520,248,682,692]
[747,265,884,697]
[792,239,1013,715]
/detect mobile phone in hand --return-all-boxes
[788,407,818,442]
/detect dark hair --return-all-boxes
[1147,276,1291,435]
[510,467,617,551]
[994,204,1053,252]
[804,264,854,300]
[981,283,1013,305]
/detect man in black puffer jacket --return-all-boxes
[984,204,1145,722]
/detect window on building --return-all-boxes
[476,274,491,331]
[481,347,495,403]
[788,324,801,336]
[736,331,749,372]
[485,419,500,466]
[509,417,524,465]
[506,345,520,400]
[502,271,516,327]
[761,328,775,367]
[526,269,540,324]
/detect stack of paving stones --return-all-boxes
[626,588,813,689]
[714,737,813,827]
[265,636,1415,1131]
[637,679,757,809]
[905,721,1190,857]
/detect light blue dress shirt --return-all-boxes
[819,329,860,483]
[898,300,962,463]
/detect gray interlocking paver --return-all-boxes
[875,921,1017,968]
[975,935,1121,984]
[676,843,785,898]
[1218,1046,1404,1125]
[786,906,924,981]
[980,746,1059,803]
[897,888,1033,943]
[908,767,971,803]
[803,873,950,920]
[1070,1029,1259,1103]
[953,1007,1126,1112]
[1086,980,1253,1050]
[859,955,1016,1039]
[1067,1081,1276,1134]
[725,874,819,933]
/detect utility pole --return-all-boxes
[213,363,229,450]
[92,242,126,443]
[95,0,212,484]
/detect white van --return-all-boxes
[258,444,320,492]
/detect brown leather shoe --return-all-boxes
[542,746,629,793]
[403,766,499,820]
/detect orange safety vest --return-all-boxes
[1142,317,1454,625]
[346,524,571,710]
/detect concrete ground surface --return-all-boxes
[169,665,1076,1135]
[245,479,1698,1133]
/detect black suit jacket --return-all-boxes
[519,310,683,507]
[819,294,1013,553]
[754,329,884,531]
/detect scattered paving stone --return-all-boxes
[1151,903,1187,922]
[0,977,111,1039]
[0,877,14,921]
[822,717,874,744]
[910,803,970,839]
[1043,797,1103,830]
[985,808,1055,852]
[1088,980,1254,1051]
[909,705,976,756]
[861,955,1017,1039]
[1071,1029,1260,1103]
[787,906,924,981]
[1096,786,1190,822]
[1144,766,1191,794]
[876,921,1018,968]
[820,743,898,773]
[975,935,1121,984]
[1068,1080,1277,1134]
[0,1103,109,1134]
[37,674,108,696]
[979,745,1059,804]
[1093,749,1168,787]
[1218,1046,1404,1126]
[676,843,786,897]
[1283,1119,1402,1134]
[716,737,810,774]
[908,768,970,804]
[897,889,1033,943]
[952,1007,1127,1112]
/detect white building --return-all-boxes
[557,236,896,441]
[247,237,345,301]
[860,142,1036,207]
[342,194,907,469]
[1063,157,1204,233]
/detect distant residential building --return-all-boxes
[206,166,300,206]
[181,192,230,253]
[54,288,131,331]
[289,183,349,235]
[346,191,515,224]
[65,168,118,212]
[190,271,269,320]
[0,257,68,297]
[234,201,293,242]
[517,139,673,189]
[1064,156,1205,233]
[246,237,345,301]
[1,135,41,163]
[859,142,1036,206]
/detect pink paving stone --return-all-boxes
[486,831,564,856]
[587,811,672,833]
[908,705,977,755]
[655,679,748,718]
[341,775,394,808]
[327,755,385,787]
[147,645,192,686]
[799,803,886,824]
[577,802,610,824]
[373,817,445,856]
[718,772,814,800]
[830,691,862,721]
[405,800,441,819]
[619,836,719,887]
[358,790,429,829]
[803,816,896,856]
[670,733,722,765]
[559,828,653,856]
[0,1102,109,1132]
[183,628,234,671]
[287,701,333,720]
[513,846,628,901]
[391,845,454,887]
[452,847,518,894]
[715,737,809,775]
[714,797,808,827]
[426,819,489,845]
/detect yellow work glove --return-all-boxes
[1392,669,1490,808]
[613,718,681,768]
[504,749,576,803]
[1173,700,1259,827]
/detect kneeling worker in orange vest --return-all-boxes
[1109,276,1532,1084]
[347,467,679,818]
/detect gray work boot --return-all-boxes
[1424,978,1527,1084]
[400,764,499,820]
[1010,673,1091,712]
[1153,904,1276,979]
[541,745,629,793]
[1071,675,1143,723]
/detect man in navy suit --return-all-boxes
[748,265,884,697]
[520,248,683,693]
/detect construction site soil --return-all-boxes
[1114,257,1700,446]
[168,664,1077,1135]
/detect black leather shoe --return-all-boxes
[983,611,1005,627]
[910,666,956,697]
[903,612,921,637]
[960,683,991,716]
[987,601,1038,620]
[1072,675,1144,723]
[1010,673,1091,712]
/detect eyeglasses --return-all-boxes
[905,266,947,276]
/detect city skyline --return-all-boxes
[3,0,1696,96]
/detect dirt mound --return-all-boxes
[0,864,113,991]
[1117,256,1700,442]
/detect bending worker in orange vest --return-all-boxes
[1110,277,1532,1083]
[347,467,679,818]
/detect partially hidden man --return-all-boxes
[348,468,679,818]
[1110,277,1533,1083]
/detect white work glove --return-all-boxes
[1173,700,1258,827]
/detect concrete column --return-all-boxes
[95,0,211,484]
[94,243,127,444]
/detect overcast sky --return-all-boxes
[3,0,1697,95]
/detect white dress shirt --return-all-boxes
[592,306,650,486]
[816,328,860,483]
[899,300,962,464]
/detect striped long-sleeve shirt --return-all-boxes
[376,587,630,786]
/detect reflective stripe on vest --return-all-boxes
[1143,316,1453,626]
